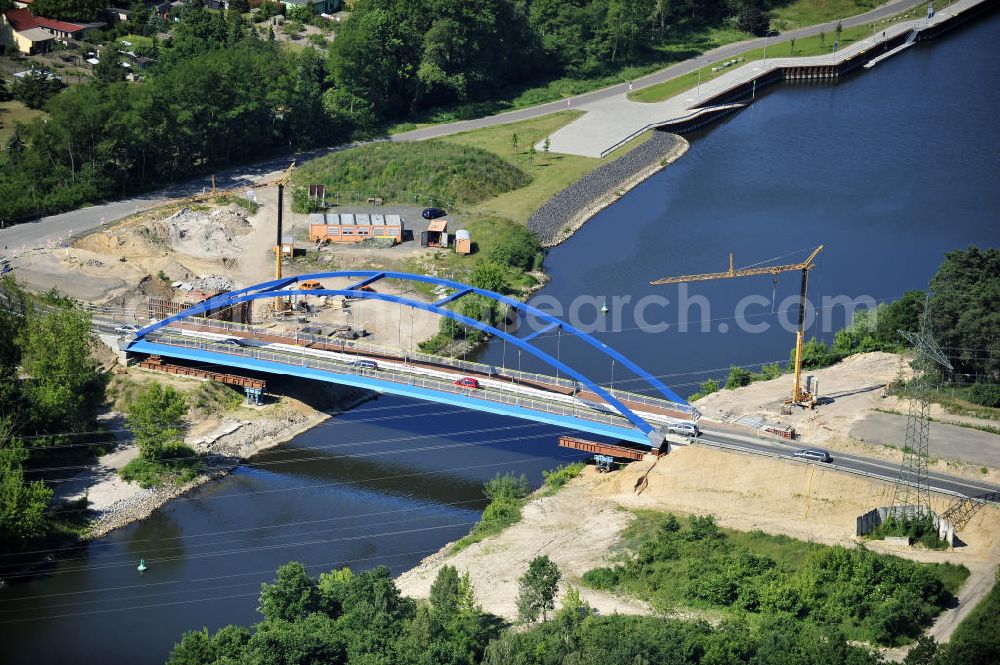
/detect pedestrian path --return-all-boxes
[542,0,983,157]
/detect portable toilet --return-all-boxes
[455,229,471,255]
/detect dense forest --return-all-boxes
[0,0,780,222]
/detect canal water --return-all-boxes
[3,12,999,664]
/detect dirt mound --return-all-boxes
[160,206,252,259]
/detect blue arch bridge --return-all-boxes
[126,271,698,447]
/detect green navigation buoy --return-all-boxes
[137,559,147,573]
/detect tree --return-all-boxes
[835,20,843,44]
[469,262,507,294]
[724,365,753,389]
[30,0,103,21]
[528,144,536,163]
[511,131,519,154]
[258,561,321,622]
[543,137,550,161]
[430,565,462,622]
[228,0,249,13]
[928,247,1000,379]
[11,70,64,110]
[94,49,126,84]
[0,427,53,549]
[790,37,796,54]
[20,305,104,434]
[5,126,25,164]
[516,555,561,622]
[126,383,188,460]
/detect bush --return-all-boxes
[120,446,203,488]
[484,472,529,501]
[581,567,619,590]
[542,462,585,490]
[689,378,720,401]
[967,383,1000,408]
[487,225,542,272]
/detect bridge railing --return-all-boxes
[144,332,639,431]
[151,317,695,419]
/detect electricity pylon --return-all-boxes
[890,298,952,518]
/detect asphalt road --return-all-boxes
[698,427,1000,502]
[0,0,925,256]
[391,0,925,142]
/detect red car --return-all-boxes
[454,377,480,389]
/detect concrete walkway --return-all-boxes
[543,0,983,157]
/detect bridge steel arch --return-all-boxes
[134,271,692,444]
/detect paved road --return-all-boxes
[699,426,1000,501]
[0,0,925,255]
[391,0,926,143]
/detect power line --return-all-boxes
[0,497,488,564]
[26,421,556,478]
[0,511,478,577]
[0,546,447,624]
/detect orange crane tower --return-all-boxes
[651,245,824,408]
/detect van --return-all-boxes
[794,448,832,463]
[353,359,378,371]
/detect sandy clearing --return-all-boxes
[694,351,1000,482]
[398,445,1000,642]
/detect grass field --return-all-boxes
[630,3,924,104]
[0,101,44,142]
[771,0,879,29]
[441,110,651,223]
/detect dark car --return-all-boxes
[422,207,446,220]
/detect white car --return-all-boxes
[115,324,139,335]
[666,421,700,437]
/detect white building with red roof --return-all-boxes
[1,7,102,54]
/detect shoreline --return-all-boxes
[548,135,689,248]
[84,391,374,541]
[528,131,690,247]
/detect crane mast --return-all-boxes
[651,245,824,408]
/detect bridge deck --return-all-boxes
[127,322,696,445]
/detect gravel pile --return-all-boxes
[190,274,234,292]
[528,131,683,245]
[163,206,252,258]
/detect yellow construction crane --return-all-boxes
[651,245,824,408]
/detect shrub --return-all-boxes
[487,225,542,272]
[542,462,585,490]
[581,567,619,590]
[967,383,1000,408]
[484,472,529,501]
